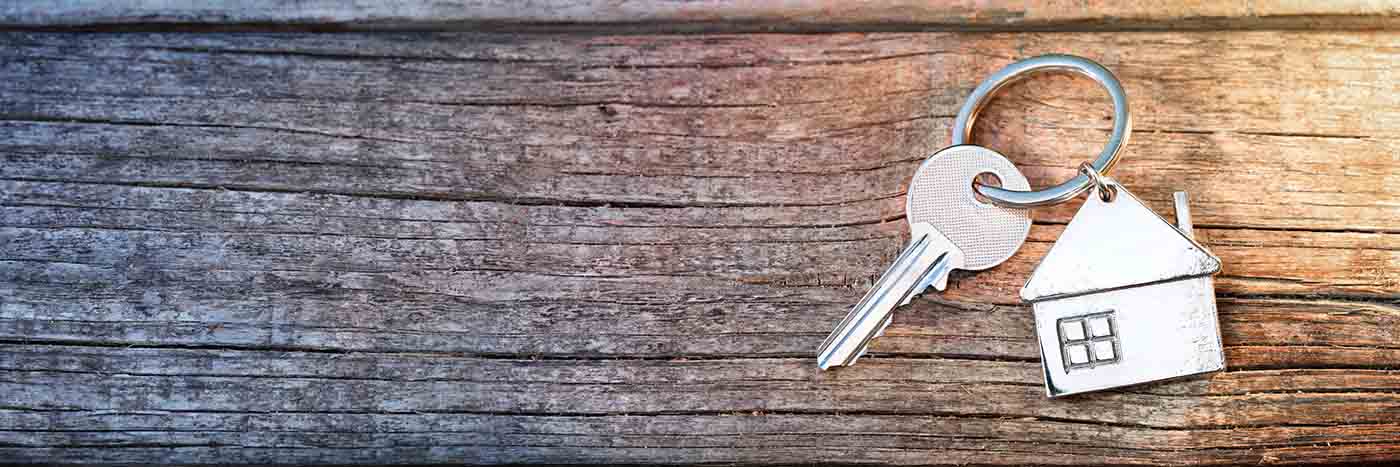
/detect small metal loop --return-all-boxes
[954,55,1132,208]
[1078,162,1116,202]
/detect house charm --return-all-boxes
[1023,178,1225,397]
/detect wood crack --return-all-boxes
[0,114,414,144]
[0,177,904,209]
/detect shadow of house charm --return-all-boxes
[1023,179,1225,397]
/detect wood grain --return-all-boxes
[1,31,1398,465]
[6,1,1400,31]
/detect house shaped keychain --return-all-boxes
[950,55,1227,397]
[1021,171,1225,397]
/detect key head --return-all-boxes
[906,145,1032,271]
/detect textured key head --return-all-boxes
[906,145,1032,270]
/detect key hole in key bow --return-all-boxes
[971,172,1003,206]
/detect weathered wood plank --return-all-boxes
[6,1,1400,31]
[2,346,1400,464]
[3,33,1398,232]
[2,430,1398,465]
[1,31,1398,465]
[5,245,1398,366]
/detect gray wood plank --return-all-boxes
[2,346,1400,464]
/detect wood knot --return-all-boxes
[597,104,619,118]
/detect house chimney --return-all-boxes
[1173,191,1194,239]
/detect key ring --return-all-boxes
[1078,161,1116,202]
[952,55,1132,208]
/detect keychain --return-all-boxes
[817,55,1225,399]
[958,55,1225,397]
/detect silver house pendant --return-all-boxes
[948,55,1226,397]
[1021,173,1225,397]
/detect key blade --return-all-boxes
[901,230,965,306]
[817,223,963,370]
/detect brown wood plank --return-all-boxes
[1,31,1398,465]
[5,1,1400,31]
[2,346,1400,465]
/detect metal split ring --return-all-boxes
[1078,162,1116,202]
[952,55,1132,208]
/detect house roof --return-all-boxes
[1020,180,1221,302]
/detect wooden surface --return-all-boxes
[1,29,1399,465]
[7,1,1400,31]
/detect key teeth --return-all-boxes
[900,272,933,307]
[873,314,892,339]
[927,248,964,293]
[901,251,959,306]
[931,268,951,291]
[815,225,967,370]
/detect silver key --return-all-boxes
[817,145,1032,370]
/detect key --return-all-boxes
[817,145,1032,370]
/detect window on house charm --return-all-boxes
[1058,311,1119,370]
